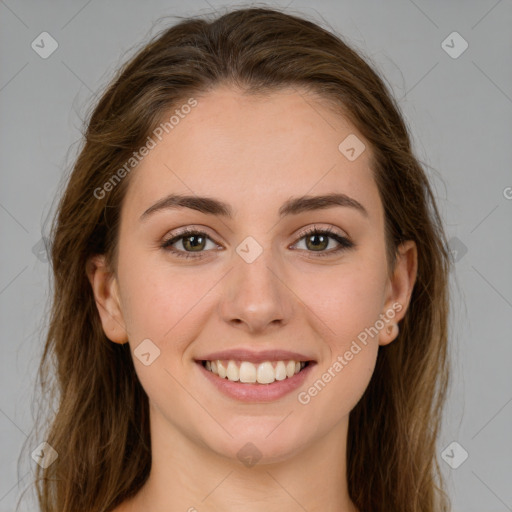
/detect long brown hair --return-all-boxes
[24,6,451,511]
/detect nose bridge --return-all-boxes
[220,237,293,332]
[237,247,281,299]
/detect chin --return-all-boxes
[200,419,312,466]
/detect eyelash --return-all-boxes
[160,225,354,260]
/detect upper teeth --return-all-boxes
[204,360,307,384]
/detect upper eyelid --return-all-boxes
[164,226,218,244]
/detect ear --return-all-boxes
[379,240,418,346]
[86,254,128,344]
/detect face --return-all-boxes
[89,85,417,464]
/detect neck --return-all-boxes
[124,404,358,512]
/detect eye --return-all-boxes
[161,228,220,259]
[291,225,354,257]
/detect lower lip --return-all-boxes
[196,361,315,402]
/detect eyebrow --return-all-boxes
[139,192,369,221]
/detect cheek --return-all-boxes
[314,260,388,346]
[301,343,378,424]
[296,266,385,416]
[303,255,386,403]
[118,250,207,343]
[117,254,206,415]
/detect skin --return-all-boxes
[88,85,417,512]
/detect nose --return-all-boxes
[218,249,294,335]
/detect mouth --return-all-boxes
[199,359,312,384]
[194,355,316,402]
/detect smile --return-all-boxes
[202,359,310,384]
[196,357,315,402]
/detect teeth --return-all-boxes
[275,361,287,381]
[203,359,308,384]
[239,361,257,383]
[226,360,239,381]
[286,361,296,378]
[217,360,227,378]
[256,361,275,384]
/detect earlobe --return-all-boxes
[86,255,128,344]
[379,240,418,346]
[380,322,400,346]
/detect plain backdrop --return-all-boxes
[0,1,511,510]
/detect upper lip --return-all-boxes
[196,349,315,364]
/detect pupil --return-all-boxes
[308,234,327,251]
[185,235,204,251]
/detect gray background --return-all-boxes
[1,0,511,510]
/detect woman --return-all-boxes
[32,6,451,512]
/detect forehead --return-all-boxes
[122,85,382,224]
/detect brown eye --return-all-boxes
[161,229,218,259]
[181,233,207,251]
[305,232,330,251]
[293,227,354,257]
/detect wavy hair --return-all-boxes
[25,6,451,512]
